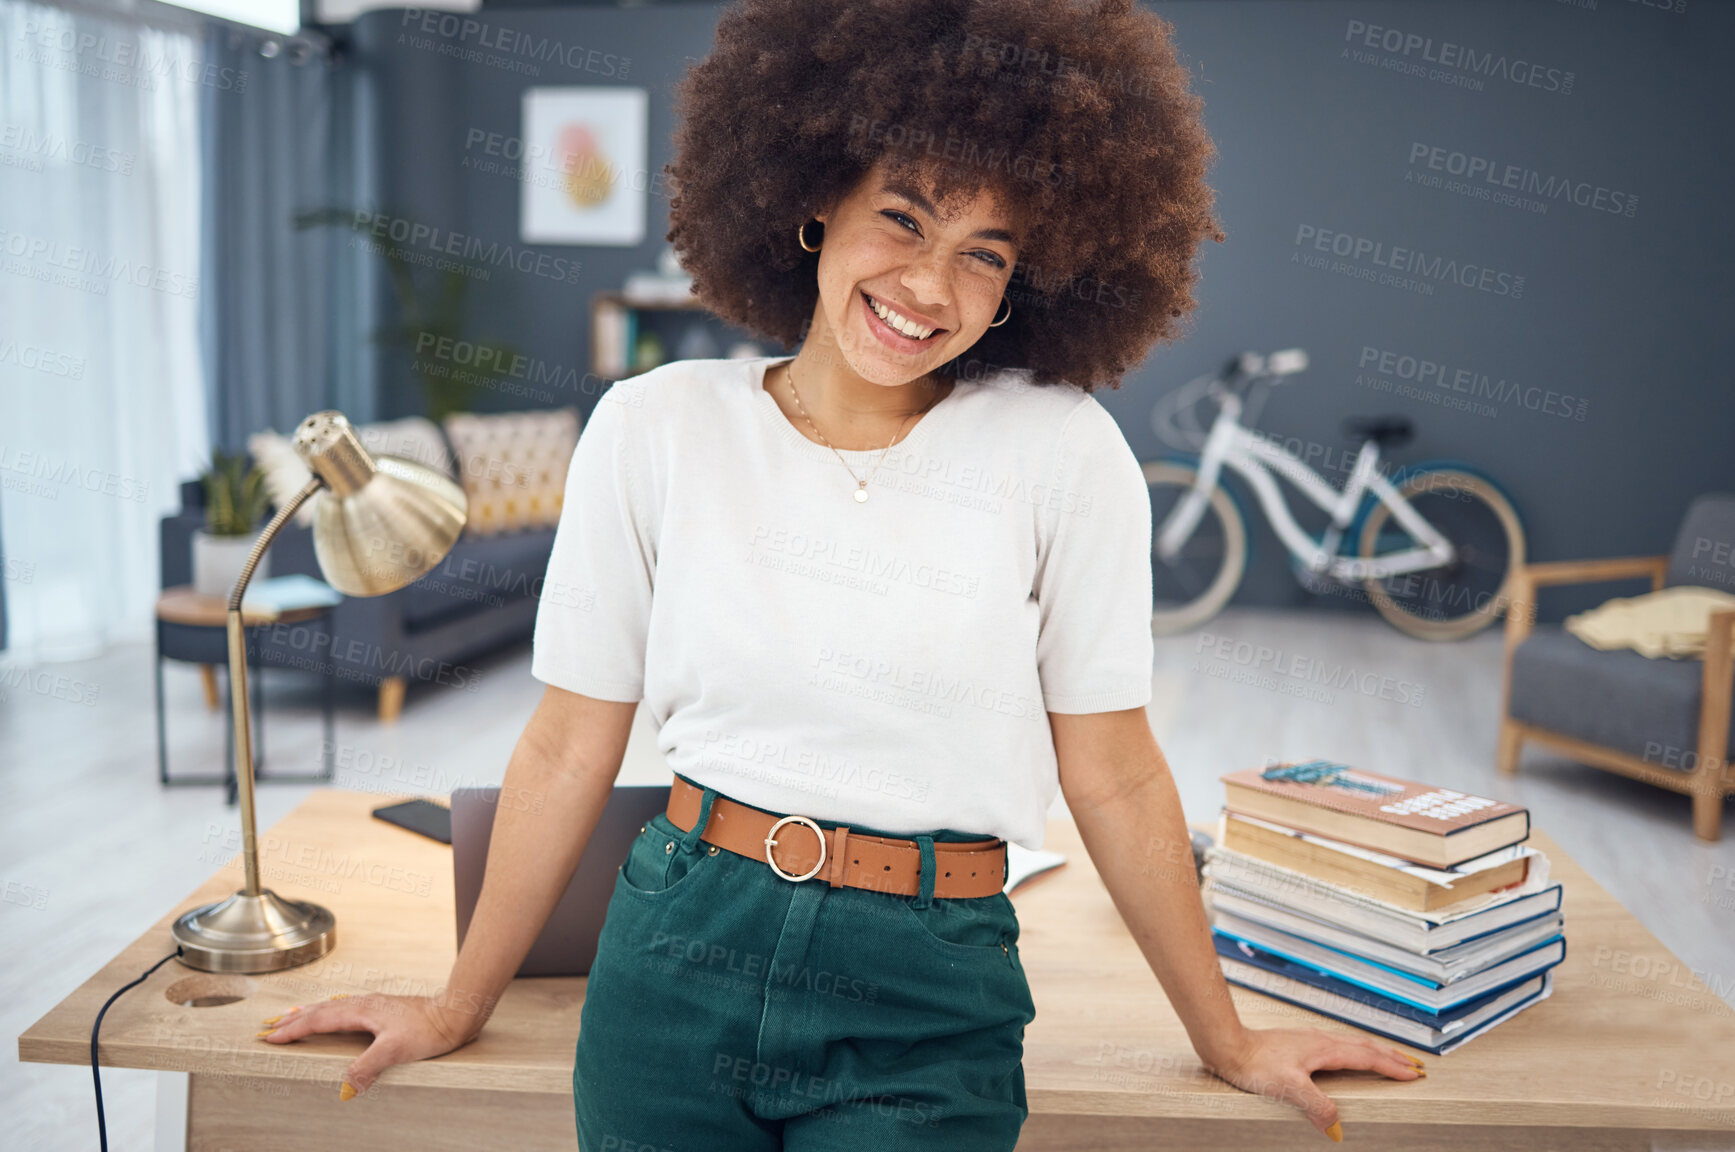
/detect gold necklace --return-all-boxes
[784,360,940,503]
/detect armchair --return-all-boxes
[1498,495,1735,841]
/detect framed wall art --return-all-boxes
[519,86,648,246]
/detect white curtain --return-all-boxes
[0,0,211,662]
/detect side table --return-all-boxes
[154,586,335,805]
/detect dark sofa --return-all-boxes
[161,480,555,720]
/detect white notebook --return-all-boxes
[1005,845,1066,893]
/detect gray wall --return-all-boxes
[346,0,1734,619]
[347,4,753,421]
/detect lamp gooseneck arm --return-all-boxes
[226,478,324,897]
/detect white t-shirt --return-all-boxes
[530,355,1154,850]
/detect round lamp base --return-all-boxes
[171,888,337,973]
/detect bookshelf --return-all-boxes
[590,289,726,378]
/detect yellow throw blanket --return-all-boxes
[1565,586,1735,659]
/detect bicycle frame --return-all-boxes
[1155,388,1455,582]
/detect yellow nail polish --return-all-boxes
[262,1015,282,1027]
[1325,1120,1343,1142]
[329,993,350,1001]
[339,1081,357,1102]
[255,1030,275,1039]
[1413,1069,1427,1078]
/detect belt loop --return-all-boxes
[913,834,937,909]
[682,785,719,853]
[829,826,852,888]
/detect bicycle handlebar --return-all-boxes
[1223,348,1309,391]
[1150,347,1309,451]
[1265,348,1309,376]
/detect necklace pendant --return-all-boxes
[853,486,869,503]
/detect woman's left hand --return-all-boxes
[1200,1026,1426,1142]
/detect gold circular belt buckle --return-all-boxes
[764,815,827,882]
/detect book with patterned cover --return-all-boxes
[1221,761,1530,867]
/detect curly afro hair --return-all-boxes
[664,0,1225,392]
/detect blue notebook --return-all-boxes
[1212,926,1565,1014]
[240,575,343,615]
[1214,932,1536,1025]
[1216,934,1555,1055]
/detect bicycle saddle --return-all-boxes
[1342,415,1414,449]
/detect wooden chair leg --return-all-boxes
[1693,608,1733,842]
[1693,787,1723,843]
[378,677,406,724]
[199,665,221,711]
[1497,720,1524,776]
[1497,570,1533,780]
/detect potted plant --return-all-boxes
[192,449,270,599]
[294,206,521,424]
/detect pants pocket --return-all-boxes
[616,812,720,901]
[896,892,1017,964]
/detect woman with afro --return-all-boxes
[262,0,1425,1146]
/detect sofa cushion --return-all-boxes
[397,528,556,633]
[365,416,457,477]
[1565,586,1735,659]
[248,417,455,528]
[443,409,580,536]
[1509,624,1735,771]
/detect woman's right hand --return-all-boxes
[256,993,479,1099]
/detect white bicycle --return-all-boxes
[1144,349,1527,641]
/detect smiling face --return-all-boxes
[810,160,1021,388]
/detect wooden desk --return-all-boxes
[18,789,1735,1150]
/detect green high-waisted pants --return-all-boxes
[572,773,1038,1151]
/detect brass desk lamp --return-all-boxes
[171,411,468,972]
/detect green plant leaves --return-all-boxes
[203,449,268,536]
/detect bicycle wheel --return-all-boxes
[1145,460,1247,635]
[1357,468,1526,641]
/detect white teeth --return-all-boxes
[867,294,936,340]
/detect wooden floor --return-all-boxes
[5,606,1732,1151]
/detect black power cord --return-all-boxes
[92,946,184,1151]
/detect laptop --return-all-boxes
[451,784,671,978]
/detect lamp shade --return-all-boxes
[291,411,468,595]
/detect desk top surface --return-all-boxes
[19,788,1735,1129]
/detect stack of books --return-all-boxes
[1203,760,1564,1055]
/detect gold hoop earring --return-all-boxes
[797,220,822,253]
[988,296,1012,327]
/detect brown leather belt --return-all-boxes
[666,776,1007,899]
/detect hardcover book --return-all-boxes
[1203,846,1561,952]
[1222,761,1529,867]
[1215,934,1556,1055]
[1209,919,1565,1013]
[1219,812,1534,911]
